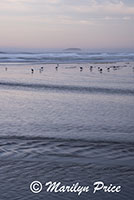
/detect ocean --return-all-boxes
[0,49,134,200]
[0,48,134,63]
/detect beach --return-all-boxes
[0,61,134,200]
[1,0,134,198]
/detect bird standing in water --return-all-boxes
[55,64,59,71]
[99,68,103,73]
[80,67,83,71]
[31,68,34,73]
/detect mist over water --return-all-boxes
[0,56,134,199]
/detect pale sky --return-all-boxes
[0,0,134,49]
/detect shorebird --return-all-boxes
[31,68,34,73]
[80,67,83,71]
[99,68,103,73]
[90,66,93,71]
[39,66,44,73]
[55,64,59,71]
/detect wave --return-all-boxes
[0,81,134,95]
[0,51,134,63]
[0,134,134,145]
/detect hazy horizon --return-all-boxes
[1,47,134,52]
[0,0,134,49]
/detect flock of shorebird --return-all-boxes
[79,65,121,73]
[4,63,133,74]
[30,63,131,74]
[31,64,59,74]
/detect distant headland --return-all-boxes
[64,48,82,51]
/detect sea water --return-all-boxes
[0,48,134,63]
[0,50,134,200]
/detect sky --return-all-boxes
[0,0,134,49]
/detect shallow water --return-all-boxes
[0,62,134,200]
